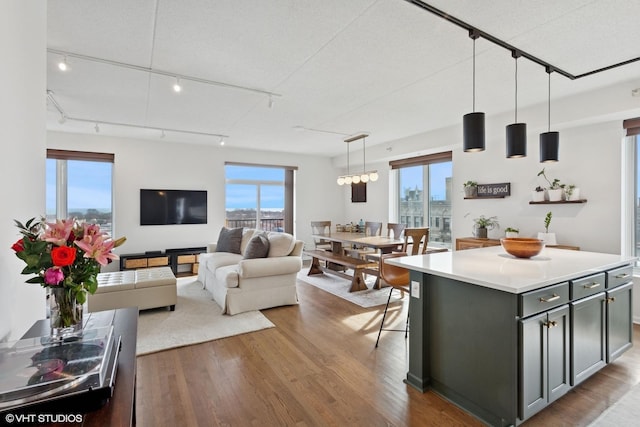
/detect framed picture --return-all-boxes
[351,182,366,203]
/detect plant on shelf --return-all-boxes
[537,211,557,245]
[463,180,478,198]
[532,185,546,202]
[472,215,499,238]
[564,184,581,201]
[538,168,564,201]
[505,227,519,238]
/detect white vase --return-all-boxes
[505,231,519,238]
[532,191,546,202]
[548,189,564,202]
[566,187,581,201]
[537,232,556,246]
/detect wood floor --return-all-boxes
[136,280,640,426]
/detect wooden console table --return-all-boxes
[120,247,206,276]
[21,307,138,427]
[455,237,500,251]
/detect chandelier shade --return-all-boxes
[539,131,559,162]
[463,112,485,152]
[506,123,527,158]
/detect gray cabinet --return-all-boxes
[607,281,633,362]
[571,292,606,385]
[520,304,570,420]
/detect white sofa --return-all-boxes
[198,229,303,315]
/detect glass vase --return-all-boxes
[48,286,83,338]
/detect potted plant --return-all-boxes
[473,215,499,239]
[505,227,519,238]
[463,181,478,198]
[564,184,580,201]
[532,186,546,202]
[537,211,557,245]
[538,168,564,201]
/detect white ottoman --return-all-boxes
[89,267,177,313]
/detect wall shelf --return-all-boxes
[464,196,506,199]
[529,199,587,205]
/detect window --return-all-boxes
[391,152,453,249]
[46,150,114,235]
[224,163,296,233]
[622,118,639,268]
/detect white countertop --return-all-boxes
[385,246,636,294]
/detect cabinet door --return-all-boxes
[607,282,633,362]
[547,305,571,404]
[520,311,548,420]
[571,292,606,386]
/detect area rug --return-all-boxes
[589,382,640,426]
[136,277,274,356]
[297,268,403,308]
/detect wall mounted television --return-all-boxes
[140,189,207,225]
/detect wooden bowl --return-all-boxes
[500,238,544,259]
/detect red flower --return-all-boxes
[51,246,77,267]
[11,239,24,253]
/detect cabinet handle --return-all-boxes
[607,296,616,304]
[545,320,558,328]
[615,273,630,279]
[583,282,601,289]
[539,294,560,303]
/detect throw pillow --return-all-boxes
[215,227,243,254]
[243,233,270,259]
[267,232,296,257]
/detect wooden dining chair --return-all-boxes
[400,227,430,255]
[375,252,411,348]
[311,221,332,251]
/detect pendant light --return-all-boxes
[506,51,527,158]
[463,30,485,152]
[337,133,378,185]
[540,67,559,163]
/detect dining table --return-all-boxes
[309,231,405,290]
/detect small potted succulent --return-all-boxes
[532,186,546,202]
[463,180,478,198]
[473,215,499,239]
[537,211,557,245]
[564,184,580,201]
[505,227,519,238]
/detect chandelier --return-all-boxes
[337,133,378,185]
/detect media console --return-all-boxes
[119,247,206,277]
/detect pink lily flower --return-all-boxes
[75,235,120,266]
[41,218,75,246]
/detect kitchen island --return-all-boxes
[386,246,635,426]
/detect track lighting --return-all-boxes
[160,129,166,138]
[173,77,182,93]
[268,95,274,109]
[506,52,527,158]
[463,31,485,152]
[58,56,68,71]
[219,137,225,146]
[94,123,100,133]
[58,114,66,124]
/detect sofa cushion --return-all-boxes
[243,233,270,259]
[240,228,258,255]
[267,232,296,257]
[203,252,243,272]
[215,227,243,254]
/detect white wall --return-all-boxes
[46,131,345,264]
[0,2,47,340]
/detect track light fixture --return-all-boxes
[58,55,68,71]
[506,51,527,158]
[173,77,182,93]
[337,133,378,185]
[94,123,100,133]
[268,95,274,109]
[219,137,225,146]
[540,68,559,163]
[463,30,485,152]
[160,129,166,138]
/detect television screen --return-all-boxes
[140,189,207,225]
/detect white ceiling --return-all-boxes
[45,0,640,157]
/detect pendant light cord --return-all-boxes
[547,72,551,132]
[514,57,518,123]
[362,138,366,173]
[472,38,476,112]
